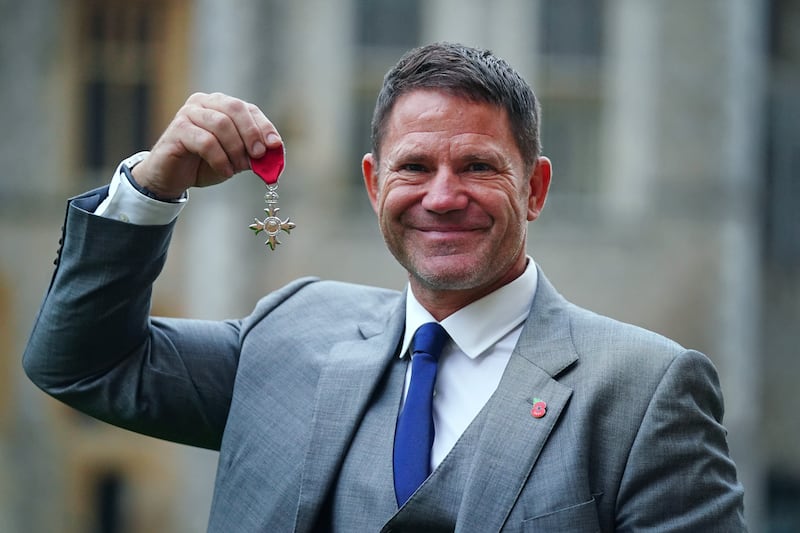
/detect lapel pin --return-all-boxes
[531,398,547,419]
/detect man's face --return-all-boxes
[363,89,551,309]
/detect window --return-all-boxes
[93,472,126,533]
[764,0,800,266]
[76,0,188,184]
[541,0,604,58]
[350,1,422,198]
[539,98,601,197]
[538,0,605,198]
[356,0,420,49]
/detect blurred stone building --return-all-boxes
[1,0,797,531]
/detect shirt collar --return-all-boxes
[400,257,538,359]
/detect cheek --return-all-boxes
[481,184,528,218]
[378,183,415,218]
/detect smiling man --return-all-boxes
[363,88,551,319]
[24,42,746,532]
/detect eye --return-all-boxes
[465,162,494,173]
[400,163,427,173]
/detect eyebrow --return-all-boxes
[461,152,503,162]
[384,149,432,166]
[389,147,504,161]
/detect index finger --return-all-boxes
[191,93,279,161]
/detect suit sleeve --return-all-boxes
[615,349,747,531]
[23,188,240,450]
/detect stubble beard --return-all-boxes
[387,232,527,294]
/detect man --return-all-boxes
[24,42,746,531]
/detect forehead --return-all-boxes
[381,89,515,156]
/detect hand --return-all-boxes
[131,92,282,199]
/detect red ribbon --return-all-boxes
[250,146,285,185]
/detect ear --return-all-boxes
[362,152,381,215]
[527,156,552,221]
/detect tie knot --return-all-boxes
[411,322,448,359]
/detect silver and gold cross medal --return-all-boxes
[248,146,296,251]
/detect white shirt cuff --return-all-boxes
[94,152,186,225]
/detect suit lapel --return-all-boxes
[457,271,579,532]
[293,297,406,532]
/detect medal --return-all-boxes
[248,146,296,250]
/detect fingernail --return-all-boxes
[266,133,281,146]
[252,141,266,157]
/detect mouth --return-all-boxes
[415,220,487,232]
[401,212,492,242]
[417,226,482,235]
[414,226,487,246]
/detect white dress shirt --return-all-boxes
[96,154,539,471]
[400,261,538,469]
[94,152,185,225]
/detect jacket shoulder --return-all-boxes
[568,303,686,359]
[243,278,403,333]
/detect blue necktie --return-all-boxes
[393,322,449,506]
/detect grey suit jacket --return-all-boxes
[24,188,746,532]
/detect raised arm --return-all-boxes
[23,93,283,449]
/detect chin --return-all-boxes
[412,261,490,291]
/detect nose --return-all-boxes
[420,167,468,213]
